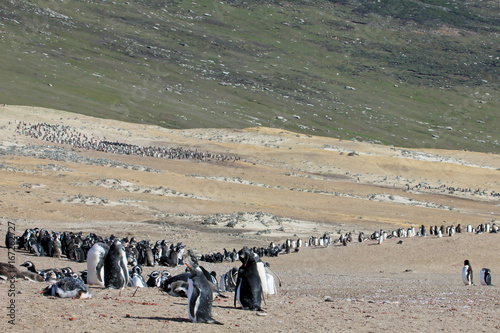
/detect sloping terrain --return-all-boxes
[1,105,498,244]
[0,106,499,332]
[0,0,498,152]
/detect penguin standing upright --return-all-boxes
[104,241,128,289]
[52,236,62,259]
[480,268,492,286]
[87,242,110,287]
[186,263,221,324]
[235,247,263,311]
[462,259,473,285]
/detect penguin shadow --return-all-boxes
[212,304,236,310]
[125,315,190,323]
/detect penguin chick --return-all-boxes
[43,276,91,299]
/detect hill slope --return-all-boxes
[0,0,498,152]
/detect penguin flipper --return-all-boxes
[265,266,282,287]
[234,274,241,308]
[119,256,129,287]
[261,289,267,306]
[96,257,105,284]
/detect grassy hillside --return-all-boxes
[0,0,498,152]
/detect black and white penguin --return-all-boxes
[146,271,161,288]
[162,272,190,297]
[43,276,91,299]
[20,261,40,274]
[235,247,263,311]
[480,268,492,286]
[186,263,221,324]
[87,242,109,287]
[219,267,238,292]
[129,266,146,288]
[421,225,427,237]
[378,233,384,245]
[0,262,43,282]
[159,270,172,286]
[52,236,62,259]
[104,241,129,289]
[462,260,473,286]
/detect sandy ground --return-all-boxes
[0,105,499,332]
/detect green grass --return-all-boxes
[0,0,498,152]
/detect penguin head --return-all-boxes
[132,265,143,275]
[20,261,34,269]
[186,263,202,276]
[464,259,470,266]
[238,247,253,265]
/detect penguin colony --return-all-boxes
[6,221,498,322]
[16,122,240,162]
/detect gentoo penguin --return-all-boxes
[462,260,473,285]
[43,276,91,299]
[480,268,492,286]
[186,263,222,324]
[104,241,128,289]
[421,225,427,237]
[87,242,110,287]
[235,247,263,311]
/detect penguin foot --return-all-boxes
[256,310,267,316]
